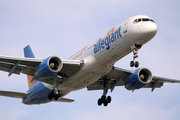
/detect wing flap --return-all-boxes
[0,55,42,76]
[102,67,132,80]
[0,91,28,98]
[0,65,21,75]
[0,61,35,76]
[87,66,131,91]
[144,80,164,88]
[87,79,125,91]
[22,67,35,76]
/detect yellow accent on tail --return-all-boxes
[27,75,35,89]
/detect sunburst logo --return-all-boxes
[107,28,115,35]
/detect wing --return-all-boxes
[0,90,28,98]
[87,66,180,92]
[0,55,83,85]
[0,55,43,76]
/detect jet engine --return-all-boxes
[35,56,63,79]
[125,68,152,90]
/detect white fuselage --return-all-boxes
[46,15,157,95]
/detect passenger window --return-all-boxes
[133,19,137,23]
[138,18,141,22]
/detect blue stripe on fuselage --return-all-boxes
[22,82,52,105]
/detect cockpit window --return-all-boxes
[133,18,155,23]
[133,19,137,23]
[138,18,141,22]
[142,18,149,21]
[150,19,155,23]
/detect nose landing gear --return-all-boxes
[130,44,142,68]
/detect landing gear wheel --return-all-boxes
[54,95,59,100]
[98,96,111,106]
[57,90,62,97]
[103,100,108,106]
[98,98,102,106]
[107,96,111,103]
[130,61,134,67]
[48,89,62,101]
[48,91,54,100]
[135,61,139,68]
[101,95,106,103]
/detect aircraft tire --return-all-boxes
[54,95,59,100]
[48,91,54,100]
[130,61,134,67]
[103,100,108,106]
[98,98,102,106]
[135,61,139,68]
[107,96,111,103]
[57,90,62,97]
[101,95,106,103]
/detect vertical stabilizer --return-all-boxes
[23,45,37,89]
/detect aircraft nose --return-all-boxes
[144,22,158,38]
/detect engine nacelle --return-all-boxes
[125,68,152,90]
[35,56,63,79]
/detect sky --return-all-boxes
[0,0,180,120]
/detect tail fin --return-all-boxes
[23,45,37,89]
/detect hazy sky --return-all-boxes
[0,0,180,120]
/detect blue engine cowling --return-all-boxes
[35,56,63,79]
[125,68,152,90]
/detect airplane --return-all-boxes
[0,15,180,107]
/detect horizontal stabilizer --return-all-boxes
[0,90,28,98]
[54,98,74,103]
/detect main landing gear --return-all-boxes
[98,95,111,107]
[48,74,65,101]
[97,79,112,107]
[48,89,62,100]
[130,44,142,68]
